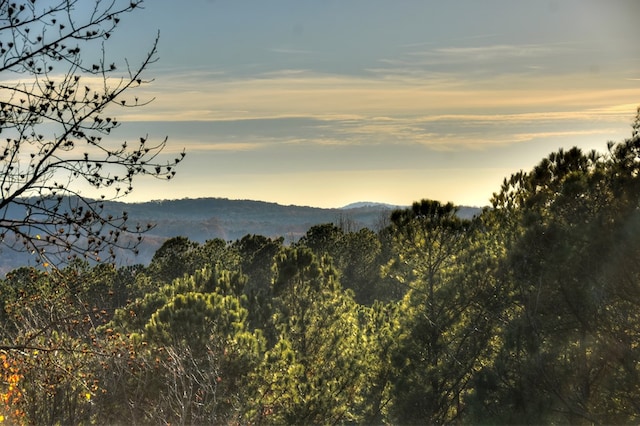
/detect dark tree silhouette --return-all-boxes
[0,0,184,265]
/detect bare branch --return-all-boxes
[0,1,184,266]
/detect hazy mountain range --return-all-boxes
[0,198,481,272]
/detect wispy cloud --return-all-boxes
[123,68,640,120]
[179,141,263,152]
[269,47,314,55]
[422,43,568,61]
[103,58,640,154]
[375,41,588,81]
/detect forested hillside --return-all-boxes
[2,116,640,424]
[3,199,463,274]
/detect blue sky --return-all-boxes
[105,0,639,207]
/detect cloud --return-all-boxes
[269,47,314,55]
[423,43,568,61]
[178,141,263,152]
[122,110,631,162]
[374,41,596,82]
[122,69,639,123]
[100,58,639,154]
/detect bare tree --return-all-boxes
[0,0,184,265]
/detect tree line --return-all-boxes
[1,114,640,423]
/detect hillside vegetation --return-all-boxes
[1,198,469,273]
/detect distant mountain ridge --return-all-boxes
[0,197,481,272]
[341,201,405,210]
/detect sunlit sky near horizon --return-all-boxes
[106,0,639,208]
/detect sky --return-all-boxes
[102,0,639,208]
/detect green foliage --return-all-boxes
[383,200,499,424]
[298,223,389,304]
[146,292,246,349]
[469,125,640,424]
[233,234,283,294]
[107,263,247,335]
[340,228,383,303]
[232,234,284,340]
[147,237,240,286]
[147,236,200,284]
[248,247,371,424]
